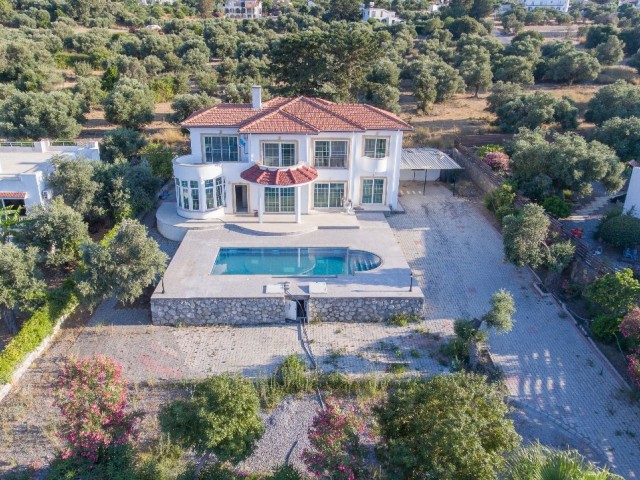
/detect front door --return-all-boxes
[234,184,248,213]
[285,300,297,321]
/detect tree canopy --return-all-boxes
[585,80,640,125]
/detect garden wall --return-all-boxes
[150,296,425,325]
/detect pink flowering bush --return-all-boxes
[620,307,640,341]
[483,152,511,172]
[53,355,140,463]
[302,399,367,480]
[627,353,640,388]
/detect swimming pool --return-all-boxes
[211,247,382,276]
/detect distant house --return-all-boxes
[224,0,263,18]
[624,167,640,218]
[362,2,402,24]
[0,140,99,214]
[522,0,570,12]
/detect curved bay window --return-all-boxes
[176,177,226,211]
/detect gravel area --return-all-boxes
[237,395,320,474]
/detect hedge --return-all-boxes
[0,282,78,384]
[598,214,640,247]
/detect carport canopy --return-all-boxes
[401,148,462,193]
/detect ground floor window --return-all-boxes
[361,178,385,204]
[265,187,295,213]
[1,199,26,215]
[176,177,225,211]
[314,183,345,208]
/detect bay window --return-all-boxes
[314,141,347,168]
[190,181,199,210]
[176,177,226,211]
[364,138,388,158]
[263,143,296,167]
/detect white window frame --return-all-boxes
[314,182,346,208]
[262,142,296,167]
[363,138,388,158]
[361,178,385,205]
[314,140,348,169]
[203,136,239,163]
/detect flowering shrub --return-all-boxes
[54,355,139,463]
[483,151,511,172]
[302,399,367,480]
[620,307,640,341]
[627,353,640,388]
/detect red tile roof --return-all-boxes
[0,192,26,199]
[182,96,412,133]
[240,163,318,186]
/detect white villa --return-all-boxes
[0,140,99,214]
[171,86,413,224]
[361,2,402,24]
[224,0,262,18]
[523,0,570,12]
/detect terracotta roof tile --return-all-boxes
[182,96,412,133]
[0,192,26,199]
[240,164,318,186]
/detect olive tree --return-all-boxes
[456,44,493,96]
[17,197,89,267]
[592,116,640,161]
[170,93,218,123]
[47,155,102,220]
[74,219,167,305]
[502,203,575,271]
[376,373,521,480]
[99,128,147,163]
[585,80,640,124]
[0,243,45,333]
[103,78,155,130]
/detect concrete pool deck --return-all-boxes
[151,212,424,325]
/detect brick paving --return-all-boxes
[391,182,640,478]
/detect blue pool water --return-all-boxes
[211,247,381,276]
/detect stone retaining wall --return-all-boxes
[308,297,424,323]
[151,296,425,325]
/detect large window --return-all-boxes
[314,141,347,168]
[204,178,226,210]
[190,180,199,210]
[204,136,239,163]
[263,143,296,167]
[364,138,388,158]
[314,183,345,208]
[361,178,385,204]
[265,187,295,213]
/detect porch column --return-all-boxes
[258,186,264,223]
[295,186,301,224]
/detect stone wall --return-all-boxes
[308,297,424,323]
[151,297,287,325]
[151,296,425,325]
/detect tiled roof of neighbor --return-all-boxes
[0,192,27,198]
[240,163,318,186]
[182,96,413,133]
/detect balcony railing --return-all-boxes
[314,155,348,169]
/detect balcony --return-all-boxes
[360,156,388,174]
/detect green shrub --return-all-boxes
[0,282,77,384]
[387,312,421,326]
[276,354,311,394]
[477,144,505,159]
[590,314,620,342]
[585,269,640,316]
[484,183,516,223]
[597,214,640,247]
[542,196,572,218]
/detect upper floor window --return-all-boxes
[364,138,388,158]
[204,136,239,163]
[263,142,296,167]
[315,141,348,168]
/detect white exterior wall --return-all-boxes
[0,172,45,210]
[624,167,640,218]
[173,128,405,219]
[523,0,570,12]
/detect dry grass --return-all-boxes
[596,65,640,86]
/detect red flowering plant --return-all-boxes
[302,398,367,480]
[483,152,511,173]
[53,355,140,463]
[620,307,640,387]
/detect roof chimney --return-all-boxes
[252,85,262,110]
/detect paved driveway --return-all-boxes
[391,182,640,478]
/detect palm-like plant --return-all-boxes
[504,443,623,480]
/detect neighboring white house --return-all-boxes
[0,140,99,214]
[624,167,640,218]
[224,0,262,18]
[362,2,402,24]
[523,0,570,12]
[172,86,412,223]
